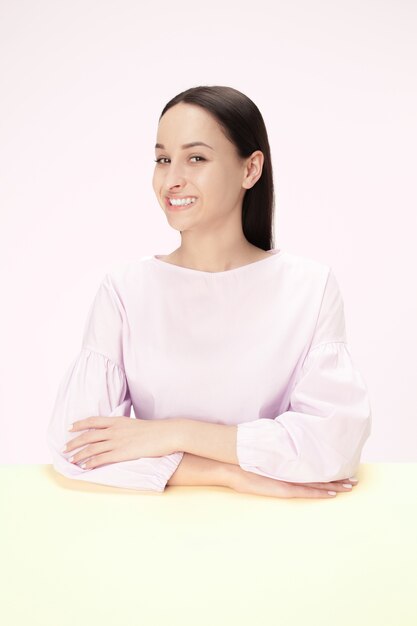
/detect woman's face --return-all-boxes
[152,103,259,233]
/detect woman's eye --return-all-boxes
[154,156,206,164]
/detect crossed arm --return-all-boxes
[62,416,359,495]
[172,419,239,465]
[64,416,240,489]
[66,416,238,465]
[167,419,239,487]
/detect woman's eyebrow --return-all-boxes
[155,141,214,150]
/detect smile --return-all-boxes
[165,197,197,210]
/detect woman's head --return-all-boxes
[152,86,275,251]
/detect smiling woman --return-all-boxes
[150,86,276,272]
[47,85,371,498]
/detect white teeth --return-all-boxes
[169,197,196,206]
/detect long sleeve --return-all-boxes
[236,269,372,483]
[46,274,184,492]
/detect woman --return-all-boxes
[47,85,371,498]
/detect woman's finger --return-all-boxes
[290,480,355,492]
[288,485,340,498]
[64,429,109,454]
[67,440,113,465]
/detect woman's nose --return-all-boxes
[166,175,186,191]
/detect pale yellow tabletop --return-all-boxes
[1,463,416,626]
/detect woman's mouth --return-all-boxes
[165,197,198,211]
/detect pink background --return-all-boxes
[1,1,415,463]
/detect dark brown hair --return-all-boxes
[159,85,275,251]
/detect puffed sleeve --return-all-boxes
[236,269,372,483]
[46,274,184,492]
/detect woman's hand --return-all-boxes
[62,416,176,470]
[230,466,358,498]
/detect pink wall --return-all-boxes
[1,1,415,462]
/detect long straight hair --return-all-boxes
[158,86,276,251]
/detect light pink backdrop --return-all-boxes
[1,1,415,463]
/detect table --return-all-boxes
[1,463,416,626]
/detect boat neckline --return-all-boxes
[150,248,284,275]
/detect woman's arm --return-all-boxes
[166,452,236,488]
[166,451,357,498]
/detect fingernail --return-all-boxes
[342,483,352,489]
[349,477,358,483]
[67,424,74,431]
[327,491,337,495]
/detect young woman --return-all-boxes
[47,85,370,498]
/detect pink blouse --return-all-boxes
[46,248,372,492]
